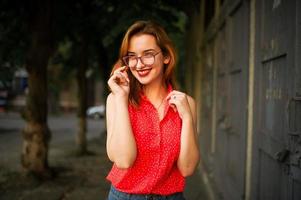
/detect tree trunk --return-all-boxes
[21,0,53,177]
[21,69,51,175]
[76,35,88,154]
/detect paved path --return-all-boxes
[0,112,209,200]
[0,112,104,171]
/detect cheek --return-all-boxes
[154,59,164,68]
[154,65,164,76]
[155,60,165,70]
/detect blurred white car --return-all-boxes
[86,105,105,119]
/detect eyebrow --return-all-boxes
[127,49,157,55]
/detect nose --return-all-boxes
[135,57,145,69]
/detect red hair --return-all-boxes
[111,20,177,105]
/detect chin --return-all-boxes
[136,78,152,85]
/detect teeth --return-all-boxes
[140,71,147,75]
[137,69,151,75]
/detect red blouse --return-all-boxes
[106,85,184,195]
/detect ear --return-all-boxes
[163,55,170,64]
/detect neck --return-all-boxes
[143,79,167,102]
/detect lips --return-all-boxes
[136,68,152,77]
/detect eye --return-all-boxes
[143,52,154,57]
[128,56,137,60]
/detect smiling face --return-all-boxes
[127,34,170,86]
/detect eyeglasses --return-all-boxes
[122,51,161,68]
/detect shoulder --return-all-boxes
[186,95,196,109]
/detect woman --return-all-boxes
[106,20,199,200]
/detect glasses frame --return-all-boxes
[122,51,162,69]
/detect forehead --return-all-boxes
[128,34,159,53]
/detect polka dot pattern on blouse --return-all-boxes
[106,85,184,195]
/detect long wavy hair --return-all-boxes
[111,20,177,106]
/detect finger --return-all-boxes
[168,97,180,112]
[109,73,127,87]
[108,74,120,87]
[121,70,130,83]
[166,94,180,103]
[168,98,178,106]
[115,72,128,83]
[111,66,125,76]
[167,96,177,111]
[166,90,183,100]
[108,76,120,91]
[114,65,127,72]
[115,66,128,75]
[166,92,175,101]
[170,104,177,112]
[169,94,185,105]
[115,68,129,83]
[119,65,128,72]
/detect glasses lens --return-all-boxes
[128,57,137,68]
[124,56,137,68]
[141,54,154,65]
[123,52,157,68]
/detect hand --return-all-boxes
[107,66,130,98]
[166,91,192,120]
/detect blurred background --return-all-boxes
[1,0,301,200]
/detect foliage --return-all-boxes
[0,0,29,85]
[0,0,188,95]
[51,0,187,76]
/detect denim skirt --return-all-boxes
[107,185,186,200]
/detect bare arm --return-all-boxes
[177,96,199,177]
[167,91,200,177]
[106,67,137,169]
